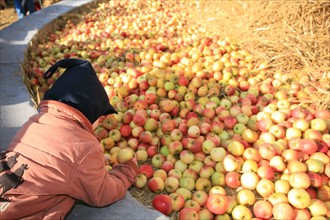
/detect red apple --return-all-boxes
[273,203,294,220]
[206,193,228,215]
[253,200,273,219]
[148,176,165,193]
[178,207,198,220]
[225,171,241,188]
[152,194,173,216]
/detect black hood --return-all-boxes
[43,58,117,124]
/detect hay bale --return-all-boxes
[188,0,330,109]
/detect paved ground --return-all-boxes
[0,1,168,219]
[1,0,95,151]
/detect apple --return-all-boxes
[170,128,184,141]
[195,177,212,193]
[317,185,330,201]
[300,139,318,155]
[242,147,261,162]
[293,208,311,220]
[268,192,289,206]
[178,207,199,220]
[241,159,258,172]
[287,159,307,173]
[135,173,148,188]
[311,118,327,132]
[169,192,185,212]
[116,148,134,163]
[94,126,108,140]
[192,190,208,207]
[257,165,274,180]
[184,199,201,213]
[240,171,259,190]
[227,140,245,156]
[303,129,323,142]
[159,145,170,157]
[308,172,323,188]
[175,160,188,173]
[292,118,310,131]
[231,205,252,220]
[211,171,226,187]
[253,200,273,219]
[148,176,165,193]
[135,149,148,162]
[102,115,118,130]
[132,111,147,126]
[168,141,183,154]
[275,179,291,194]
[225,171,241,189]
[149,109,161,120]
[152,194,173,216]
[210,147,226,162]
[306,158,325,173]
[211,120,224,134]
[153,169,167,181]
[108,129,121,142]
[144,118,159,132]
[152,154,166,169]
[223,155,239,172]
[168,169,182,180]
[188,125,201,138]
[199,165,215,179]
[176,187,193,202]
[179,176,195,191]
[208,186,226,196]
[131,126,144,138]
[308,199,328,217]
[182,168,198,181]
[289,172,311,189]
[256,178,275,198]
[286,127,302,140]
[179,150,195,164]
[187,138,203,154]
[189,160,204,173]
[164,176,180,193]
[127,138,139,151]
[258,143,277,160]
[206,193,228,215]
[274,203,297,220]
[139,131,153,144]
[236,189,256,206]
[147,146,158,158]
[257,117,273,132]
[269,155,286,172]
[224,115,237,129]
[269,124,286,139]
[198,209,214,220]
[140,164,154,179]
[288,188,311,209]
[202,139,216,154]
[309,152,329,165]
[119,124,132,137]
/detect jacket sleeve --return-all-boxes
[67,144,138,207]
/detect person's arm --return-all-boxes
[67,145,139,207]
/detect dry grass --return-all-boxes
[187,0,330,109]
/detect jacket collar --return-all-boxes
[38,100,95,134]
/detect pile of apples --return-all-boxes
[27,1,329,219]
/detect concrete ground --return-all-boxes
[0,1,168,219]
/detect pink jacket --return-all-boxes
[0,100,138,219]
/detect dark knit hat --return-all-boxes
[43,58,117,123]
